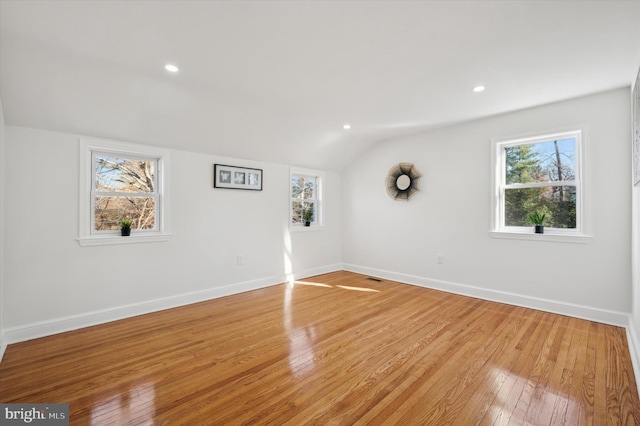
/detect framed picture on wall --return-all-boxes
[214,164,263,191]
[633,67,640,186]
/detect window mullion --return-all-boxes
[93,191,156,197]
[504,181,577,190]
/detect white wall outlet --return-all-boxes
[237,255,244,265]
[436,254,444,264]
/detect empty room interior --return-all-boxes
[2,0,640,424]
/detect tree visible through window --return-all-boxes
[291,174,320,225]
[93,153,158,231]
[498,131,581,231]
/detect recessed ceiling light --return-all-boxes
[473,85,485,93]
[164,64,179,73]
[343,124,351,130]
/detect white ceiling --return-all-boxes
[1,1,639,171]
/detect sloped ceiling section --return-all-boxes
[0,1,639,170]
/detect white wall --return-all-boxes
[0,98,6,358]
[630,53,640,386]
[343,88,631,323]
[1,89,634,353]
[2,126,341,342]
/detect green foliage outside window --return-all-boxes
[504,139,577,229]
[291,175,317,224]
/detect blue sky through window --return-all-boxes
[530,138,576,182]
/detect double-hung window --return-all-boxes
[290,169,323,227]
[92,151,158,231]
[78,138,171,245]
[493,130,587,239]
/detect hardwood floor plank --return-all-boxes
[1,271,638,425]
[564,318,592,425]
[448,306,536,425]
[480,310,553,425]
[605,326,640,425]
[522,315,569,425]
[547,316,579,425]
[398,304,510,420]
[293,298,481,425]
[240,286,468,425]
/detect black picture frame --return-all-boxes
[214,164,263,191]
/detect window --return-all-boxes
[78,138,171,245]
[493,130,588,239]
[290,169,323,227]
[93,152,158,231]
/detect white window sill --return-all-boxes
[290,225,325,233]
[77,234,172,246]
[489,230,591,244]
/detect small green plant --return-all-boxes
[302,208,314,223]
[120,218,132,230]
[527,211,546,225]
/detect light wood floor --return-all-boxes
[1,271,639,425]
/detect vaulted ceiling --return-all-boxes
[1,1,639,170]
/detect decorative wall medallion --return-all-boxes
[386,163,421,200]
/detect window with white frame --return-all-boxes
[291,170,323,227]
[78,138,170,245]
[92,151,159,231]
[493,130,584,235]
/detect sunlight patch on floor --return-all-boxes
[294,280,333,288]
[292,281,381,293]
[336,285,380,293]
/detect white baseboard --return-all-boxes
[1,264,342,348]
[0,262,629,367]
[2,275,282,345]
[342,263,630,327]
[626,320,640,394]
[293,263,343,281]
[0,336,6,364]
[345,264,638,394]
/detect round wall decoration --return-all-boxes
[386,163,421,200]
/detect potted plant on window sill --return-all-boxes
[528,211,546,234]
[120,218,132,236]
[302,209,314,227]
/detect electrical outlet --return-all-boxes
[237,255,244,265]
[436,254,444,265]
